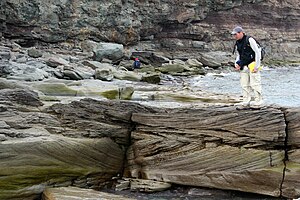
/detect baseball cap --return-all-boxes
[231,26,244,35]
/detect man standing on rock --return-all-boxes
[232,26,263,107]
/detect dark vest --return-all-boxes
[236,35,255,66]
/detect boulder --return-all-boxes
[6,62,49,81]
[119,60,134,71]
[141,73,161,84]
[198,53,222,69]
[46,57,69,68]
[28,48,43,58]
[131,51,169,66]
[63,70,82,80]
[198,51,233,69]
[90,42,124,62]
[90,62,114,81]
[158,64,185,74]
[62,64,95,80]
[95,68,114,81]
[113,70,142,81]
[119,86,134,100]
[186,58,203,68]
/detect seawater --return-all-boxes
[191,66,300,107]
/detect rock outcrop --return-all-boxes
[0,0,299,62]
[0,89,148,199]
[128,107,287,197]
[0,87,300,199]
[42,187,136,200]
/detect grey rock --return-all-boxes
[0,46,11,60]
[192,41,207,49]
[119,60,134,71]
[0,60,11,76]
[141,73,161,84]
[119,86,134,100]
[28,48,43,58]
[95,68,114,81]
[0,89,43,106]
[63,70,82,80]
[158,64,186,74]
[186,58,203,68]
[6,62,49,81]
[92,42,124,62]
[131,51,169,66]
[71,65,94,80]
[0,0,299,64]
[130,179,172,192]
[113,70,142,82]
[198,54,222,69]
[82,60,114,70]
[46,57,69,68]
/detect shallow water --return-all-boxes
[191,66,300,107]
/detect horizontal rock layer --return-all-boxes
[0,0,299,61]
[42,187,135,200]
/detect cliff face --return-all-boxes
[0,0,299,62]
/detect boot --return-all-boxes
[250,91,263,107]
[234,94,251,107]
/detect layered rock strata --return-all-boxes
[42,187,136,200]
[0,0,299,62]
[0,88,300,199]
[128,107,287,197]
[0,90,141,199]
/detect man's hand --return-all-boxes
[252,68,258,73]
[235,64,241,71]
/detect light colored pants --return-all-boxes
[240,67,262,103]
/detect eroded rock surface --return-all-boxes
[0,90,134,199]
[128,107,287,197]
[0,88,300,199]
[0,0,299,62]
[42,187,136,200]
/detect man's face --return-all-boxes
[232,32,243,40]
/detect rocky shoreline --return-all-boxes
[1,0,300,199]
[0,26,300,200]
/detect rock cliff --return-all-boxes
[0,87,299,199]
[0,0,299,62]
